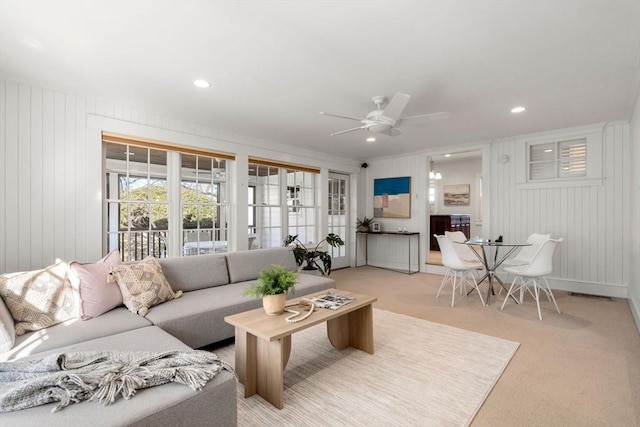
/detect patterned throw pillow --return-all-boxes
[0,261,78,335]
[70,250,123,320]
[109,256,182,316]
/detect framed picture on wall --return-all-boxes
[371,222,381,232]
[373,176,411,218]
[443,184,470,205]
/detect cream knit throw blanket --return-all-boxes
[0,350,233,413]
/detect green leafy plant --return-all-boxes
[242,264,298,297]
[283,233,345,275]
[356,216,375,229]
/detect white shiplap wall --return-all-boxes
[628,91,640,330]
[360,153,428,272]
[0,78,360,274]
[489,123,629,297]
[362,123,630,297]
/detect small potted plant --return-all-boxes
[242,264,298,315]
[356,216,375,232]
[283,233,345,275]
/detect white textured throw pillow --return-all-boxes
[0,261,77,335]
[109,256,182,316]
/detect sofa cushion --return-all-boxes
[145,272,336,347]
[70,249,123,320]
[226,247,298,283]
[157,253,229,292]
[110,257,182,316]
[0,327,237,427]
[0,261,77,335]
[2,307,152,362]
[0,297,15,353]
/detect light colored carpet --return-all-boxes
[213,309,519,427]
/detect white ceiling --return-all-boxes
[1,1,639,161]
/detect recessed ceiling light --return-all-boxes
[366,137,376,143]
[511,106,526,113]
[193,79,210,88]
[444,154,451,157]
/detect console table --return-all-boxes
[355,231,420,274]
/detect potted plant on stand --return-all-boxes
[356,216,375,232]
[242,264,298,315]
[283,233,345,275]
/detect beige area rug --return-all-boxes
[213,309,519,427]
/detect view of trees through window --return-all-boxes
[105,141,228,261]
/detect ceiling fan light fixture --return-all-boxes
[366,137,376,143]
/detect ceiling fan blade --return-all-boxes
[319,112,364,122]
[381,92,411,121]
[401,111,450,121]
[330,126,366,136]
[378,128,402,137]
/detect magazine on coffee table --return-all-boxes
[309,293,355,310]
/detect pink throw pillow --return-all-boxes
[70,250,123,320]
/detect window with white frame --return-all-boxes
[248,161,318,250]
[248,164,282,250]
[105,143,169,261]
[103,133,234,260]
[516,128,602,189]
[180,155,229,256]
[529,138,587,180]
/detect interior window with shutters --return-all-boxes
[529,138,587,180]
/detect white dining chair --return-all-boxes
[501,233,551,268]
[434,234,485,307]
[500,237,563,320]
[444,230,478,262]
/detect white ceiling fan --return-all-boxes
[320,92,449,137]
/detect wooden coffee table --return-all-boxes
[224,288,377,409]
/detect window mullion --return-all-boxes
[167,151,182,258]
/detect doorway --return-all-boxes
[427,150,483,265]
[328,173,349,270]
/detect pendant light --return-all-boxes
[429,159,442,180]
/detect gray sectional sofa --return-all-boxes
[0,247,336,426]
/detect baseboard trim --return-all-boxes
[628,296,640,336]
[423,266,628,299]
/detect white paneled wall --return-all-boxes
[628,91,640,329]
[0,78,360,274]
[1,81,90,273]
[488,123,629,297]
[361,153,428,271]
[362,123,630,297]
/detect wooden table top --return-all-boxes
[224,288,377,341]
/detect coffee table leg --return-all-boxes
[254,336,291,409]
[327,304,374,354]
[237,330,291,410]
